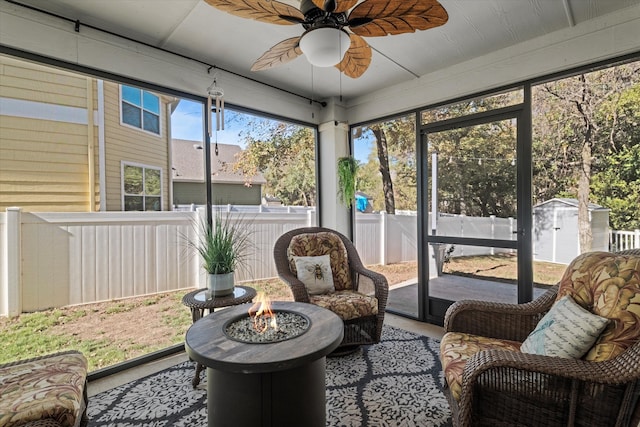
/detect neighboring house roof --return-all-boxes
[171,139,266,185]
[534,198,609,211]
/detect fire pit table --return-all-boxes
[185,301,343,427]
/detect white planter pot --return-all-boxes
[208,272,235,297]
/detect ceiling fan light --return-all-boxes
[299,27,350,67]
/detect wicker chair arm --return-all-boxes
[465,343,640,387]
[458,343,640,425]
[275,268,311,303]
[444,285,558,342]
[352,265,389,310]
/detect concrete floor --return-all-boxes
[87,312,444,397]
[387,274,549,317]
[88,275,546,397]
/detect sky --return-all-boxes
[171,98,247,147]
[172,97,373,162]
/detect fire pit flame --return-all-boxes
[248,292,278,333]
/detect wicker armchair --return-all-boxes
[0,350,88,427]
[440,250,640,427]
[273,227,388,350]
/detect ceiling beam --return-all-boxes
[562,0,576,27]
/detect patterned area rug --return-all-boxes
[88,326,452,426]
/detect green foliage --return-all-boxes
[355,114,416,212]
[592,144,640,229]
[231,122,316,206]
[533,64,640,230]
[430,118,517,218]
[185,211,254,275]
[337,156,358,208]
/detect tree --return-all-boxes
[356,114,416,214]
[230,120,316,206]
[370,126,396,214]
[591,82,640,229]
[534,63,640,250]
[423,94,519,218]
[429,120,517,218]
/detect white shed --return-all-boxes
[533,198,610,265]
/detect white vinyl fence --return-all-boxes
[0,208,316,316]
[610,229,640,252]
[2,205,635,316]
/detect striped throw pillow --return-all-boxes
[521,295,609,358]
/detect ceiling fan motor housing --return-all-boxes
[300,0,348,30]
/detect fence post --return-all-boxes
[2,207,22,317]
[490,215,496,255]
[307,210,314,226]
[195,207,207,289]
[509,217,516,254]
[380,211,387,265]
[636,230,640,249]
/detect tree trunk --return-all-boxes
[576,74,594,253]
[372,127,395,214]
[577,140,592,253]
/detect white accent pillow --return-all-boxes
[520,295,609,358]
[293,255,335,295]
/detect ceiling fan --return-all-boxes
[204,0,448,78]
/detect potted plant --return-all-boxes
[185,210,253,298]
[337,156,358,208]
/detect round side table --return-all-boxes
[181,285,256,387]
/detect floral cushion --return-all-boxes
[287,232,352,291]
[310,290,378,321]
[0,352,87,427]
[556,251,640,361]
[440,332,521,401]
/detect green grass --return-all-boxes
[0,312,125,369]
[1,259,561,371]
[0,290,194,371]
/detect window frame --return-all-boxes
[121,161,163,211]
[119,84,162,136]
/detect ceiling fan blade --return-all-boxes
[310,0,357,13]
[335,34,372,79]
[334,0,359,13]
[251,37,303,71]
[204,0,304,25]
[348,0,448,37]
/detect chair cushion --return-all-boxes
[520,295,609,358]
[440,332,521,401]
[293,255,335,295]
[556,251,640,361]
[309,290,378,321]
[0,352,87,427]
[287,232,352,291]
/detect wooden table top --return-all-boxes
[185,301,344,374]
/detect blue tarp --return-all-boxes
[355,195,368,212]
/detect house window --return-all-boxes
[121,85,160,135]
[122,163,162,211]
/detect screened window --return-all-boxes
[121,85,160,134]
[122,163,162,211]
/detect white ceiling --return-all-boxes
[10,0,640,101]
